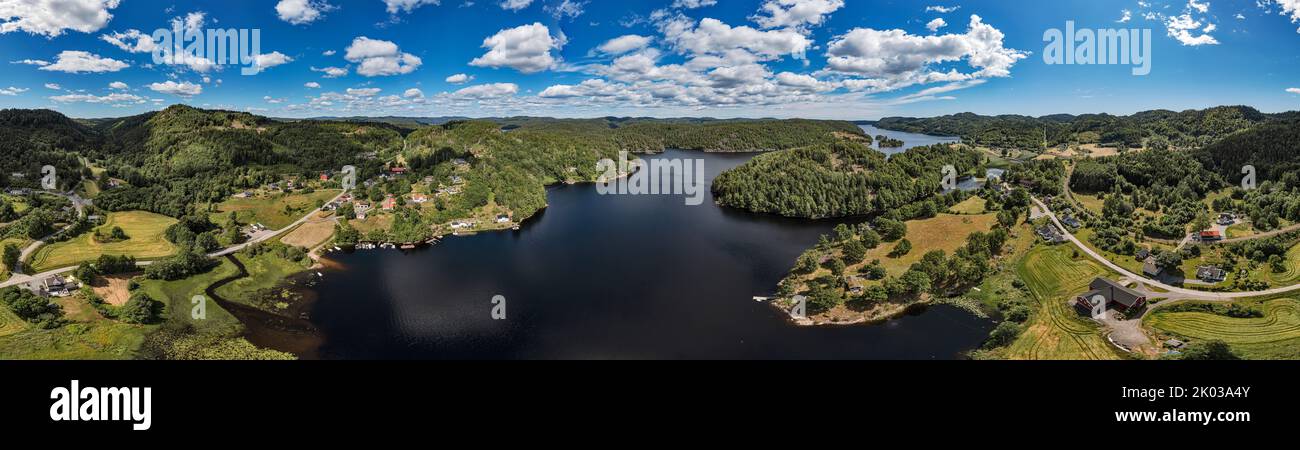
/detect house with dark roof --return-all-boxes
[1143,256,1162,278]
[1196,266,1227,283]
[1136,248,1151,261]
[1075,278,1147,313]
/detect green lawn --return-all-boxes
[1225,222,1256,239]
[211,189,341,230]
[29,211,179,272]
[863,213,999,278]
[1003,244,1125,360]
[1147,298,1300,359]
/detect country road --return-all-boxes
[16,191,88,272]
[1,191,346,289]
[1033,197,1300,301]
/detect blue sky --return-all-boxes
[1,0,1298,119]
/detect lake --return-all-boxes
[859,124,961,157]
[304,149,993,359]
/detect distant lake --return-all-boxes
[298,149,993,360]
[860,124,961,157]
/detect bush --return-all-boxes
[119,293,164,324]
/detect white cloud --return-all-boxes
[470,23,564,73]
[346,87,381,96]
[312,66,349,78]
[100,29,158,53]
[596,34,653,55]
[403,88,424,98]
[1288,87,1300,94]
[0,86,28,96]
[44,83,60,90]
[751,0,844,30]
[672,0,716,8]
[1261,0,1300,32]
[498,0,533,11]
[0,0,121,37]
[445,73,474,84]
[1118,10,1132,23]
[11,59,50,66]
[925,5,960,13]
[384,0,441,14]
[926,18,947,32]
[824,15,1026,84]
[149,80,203,97]
[109,81,128,90]
[305,81,321,88]
[1163,0,1219,46]
[50,92,145,104]
[39,50,129,73]
[276,0,334,25]
[345,37,422,76]
[322,50,336,56]
[545,0,585,20]
[452,82,519,98]
[659,15,812,62]
[251,52,293,73]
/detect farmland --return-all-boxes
[1002,244,1125,360]
[28,211,179,272]
[210,189,342,230]
[1146,298,1300,359]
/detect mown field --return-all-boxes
[948,196,987,215]
[211,189,341,230]
[0,306,26,338]
[1260,243,1300,286]
[29,211,178,272]
[1004,243,1125,360]
[280,219,336,249]
[865,213,999,278]
[1146,298,1300,359]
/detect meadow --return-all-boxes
[210,189,341,230]
[29,211,179,272]
[1002,243,1126,360]
[1146,298,1300,359]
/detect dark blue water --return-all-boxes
[306,150,993,359]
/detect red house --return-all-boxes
[390,167,408,175]
[1200,230,1223,242]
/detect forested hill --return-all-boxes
[1195,118,1300,182]
[0,109,101,189]
[711,140,983,219]
[876,106,1279,150]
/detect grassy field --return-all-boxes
[1146,298,1300,359]
[136,258,244,337]
[0,290,149,360]
[215,252,309,308]
[949,196,987,215]
[1226,222,1256,239]
[211,189,341,230]
[1003,244,1125,360]
[1074,193,1105,215]
[866,213,999,278]
[29,211,178,272]
[1259,243,1300,286]
[0,306,27,338]
[281,219,336,249]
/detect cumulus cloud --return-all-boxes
[445,73,474,84]
[44,83,60,90]
[109,81,128,90]
[50,92,146,105]
[305,81,321,88]
[403,88,424,98]
[926,18,947,32]
[452,82,519,98]
[1164,0,1219,45]
[672,0,716,8]
[149,80,203,97]
[0,86,28,96]
[1118,9,1133,23]
[470,23,564,73]
[498,0,533,11]
[276,0,334,25]
[1288,87,1300,94]
[751,0,844,30]
[0,0,121,37]
[11,59,50,66]
[100,29,158,53]
[384,0,441,14]
[596,35,653,55]
[1260,0,1300,32]
[346,87,382,96]
[39,50,129,73]
[925,5,959,13]
[824,15,1027,84]
[545,0,586,20]
[658,15,812,62]
[345,36,422,76]
[312,66,349,78]
[251,52,293,73]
